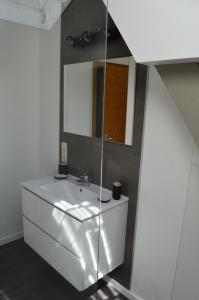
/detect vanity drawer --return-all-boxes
[23,217,85,290]
[22,188,83,257]
[22,187,128,291]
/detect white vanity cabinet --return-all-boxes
[21,176,128,291]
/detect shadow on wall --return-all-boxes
[157,63,199,148]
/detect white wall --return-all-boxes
[172,144,199,300]
[38,21,60,177]
[0,20,40,244]
[158,63,199,148]
[0,19,60,244]
[131,67,194,300]
[156,64,199,300]
[107,0,199,64]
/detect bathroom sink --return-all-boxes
[21,174,128,222]
[40,180,98,206]
[21,174,129,290]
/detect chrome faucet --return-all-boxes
[77,173,91,185]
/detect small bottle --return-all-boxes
[58,162,68,176]
[112,182,122,200]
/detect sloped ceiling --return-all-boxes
[2,0,199,61]
[157,63,199,147]
[0,0,71,30]
[106,0,199,64]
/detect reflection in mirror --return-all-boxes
[64,56,136,145]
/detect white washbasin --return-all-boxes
[40,180,98,205]
[22,174,129,290]
[21,174,128,222]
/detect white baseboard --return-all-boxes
[104,276,144,300]
[0,231,23,246]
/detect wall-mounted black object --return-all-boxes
[61,0,131,65]
[65,28,105,48]
[65,26,120,48]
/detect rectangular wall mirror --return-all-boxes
[63,56,136,146]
